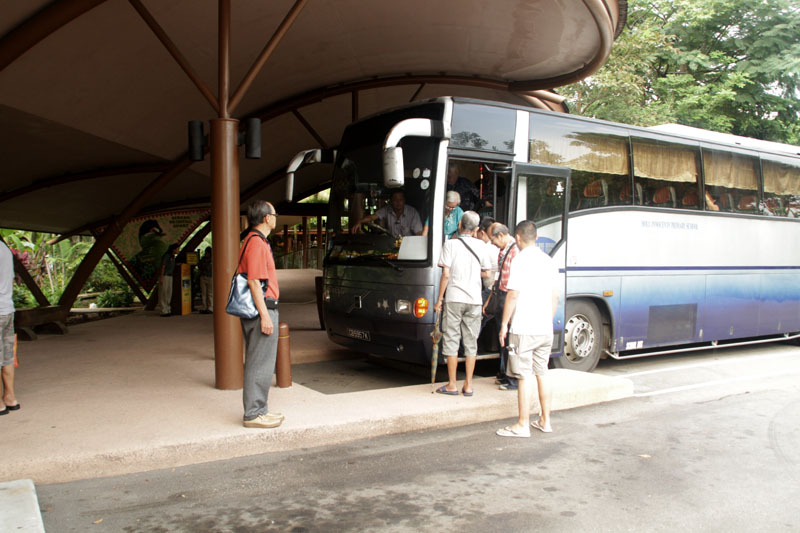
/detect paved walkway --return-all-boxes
[2,270,633,487]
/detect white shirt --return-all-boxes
[476,239,500,287]
[438,235,492,305]
[507,245,559,335]
[0,242,14,315]
[374,205,423,237]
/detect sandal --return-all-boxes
[496,425,530,438]
[531,420,552,433]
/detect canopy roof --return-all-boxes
[0,0,625,234]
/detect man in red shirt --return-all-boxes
[238,200,283,429]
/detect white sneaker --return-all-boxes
[243,413,283,428]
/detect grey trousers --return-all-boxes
[241,308,279,421]
[158,275,172,314]
[0,314,13,366]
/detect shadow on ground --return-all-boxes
[293,356,501,394]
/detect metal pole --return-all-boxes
[210,118,242,389]
[302,216,309,268]
[316,215,322,269]
[218,0,231,119]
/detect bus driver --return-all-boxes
[353,190,424,238]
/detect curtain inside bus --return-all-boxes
[529,116,629,213]
[762,157,800,217]
[702,148,759,213]
[631,138,700,209]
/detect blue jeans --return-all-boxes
[241,308,279,420]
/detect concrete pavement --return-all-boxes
[1,269,632,526]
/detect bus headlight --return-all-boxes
[396,299,411,314]
[414,298,428,318]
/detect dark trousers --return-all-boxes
[495,291,518,386]
[479,286,492,333]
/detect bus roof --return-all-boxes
[648,124,800,158]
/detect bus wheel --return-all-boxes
[554,299,602,372]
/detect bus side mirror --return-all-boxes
[285,148,336,202]
[382,118,449,189]
[383,147,404,187]
[285,174,295,203]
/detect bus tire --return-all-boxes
[553,299,603,372]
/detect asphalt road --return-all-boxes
[38,343,800,532]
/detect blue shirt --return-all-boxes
[444,206,463,238]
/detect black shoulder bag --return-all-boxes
[484,243,515,317]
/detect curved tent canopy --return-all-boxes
[0,0,626,234]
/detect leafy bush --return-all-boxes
[44,286,63,305]
[86,258,129,293]
[12,284,37,309]
[96,289,134,308]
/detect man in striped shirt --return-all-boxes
[487,223,519,390]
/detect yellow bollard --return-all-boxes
[276,322,292,388]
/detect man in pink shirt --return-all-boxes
[238,200,283,429]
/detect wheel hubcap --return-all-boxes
[565,314,595,362]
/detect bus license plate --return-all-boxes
[346,328,371,341]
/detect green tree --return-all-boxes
[1,228,128,307]
[561,0,800,144]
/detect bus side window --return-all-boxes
[703,148,759,214]
[632,138,700,211]
[761,158,800,217]
[528,116,629,213]
[529,178,563,222]
[569,173,628,212]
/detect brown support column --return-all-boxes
[210,118,243,390]
[302,216,309,268]
[316,215,323,269]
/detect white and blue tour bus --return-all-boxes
[287,97,800,371]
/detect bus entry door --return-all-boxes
[511,163,570,357]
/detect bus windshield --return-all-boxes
[327,134,440,266]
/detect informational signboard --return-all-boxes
[108,209,210,292]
